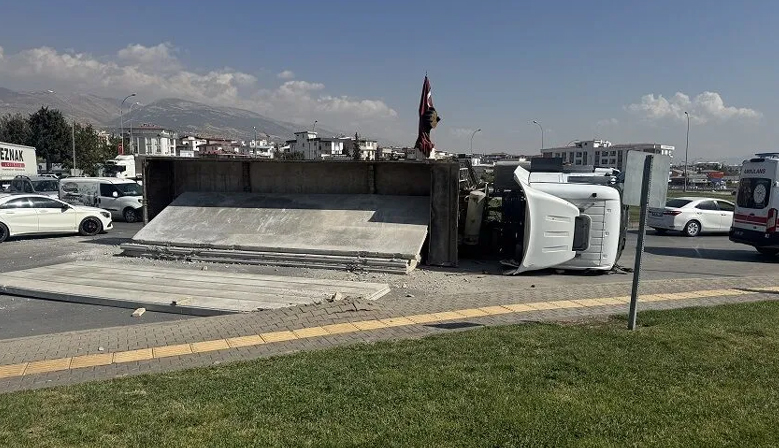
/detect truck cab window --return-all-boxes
[100,183,118,197]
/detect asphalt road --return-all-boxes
[0,222,190,340]
[0,222,776,340]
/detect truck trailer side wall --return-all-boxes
[0,142,37,180]
[141,158,459,267]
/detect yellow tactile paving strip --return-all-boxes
[0,287,766,380]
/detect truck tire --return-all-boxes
[124,207,140,223]
[79,217,103,236]
[0,223,8,243]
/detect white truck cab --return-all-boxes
[729,153,779,256]
[502,165,624,274]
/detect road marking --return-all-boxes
[0,286,774,380]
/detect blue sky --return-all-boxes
[0,0,776,159]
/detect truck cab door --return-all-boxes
[508,166,580,274]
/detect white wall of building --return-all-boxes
[129,128,177,156]
[542,140,674,170]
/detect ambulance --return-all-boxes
[729,153,779,256]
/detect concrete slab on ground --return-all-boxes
[0,262,390,316]
[124,192,430,273]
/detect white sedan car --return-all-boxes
[648,197,735,237]
[0,194,113,243]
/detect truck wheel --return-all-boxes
[756,247,779,256]
[0,223,8,243]
[683,220,701,237]
[79,217,103,236]
[124,208,140,223]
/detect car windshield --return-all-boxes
[665,199,692,208]
[31,180,60,192]
[115,182,142,196]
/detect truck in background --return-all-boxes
[1,141,38,192]
[104,155,144,182]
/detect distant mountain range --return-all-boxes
[0,87,340,142]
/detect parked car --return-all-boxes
[0,193,113,243]
[59,177,143,222]
[8,175,60,198]
[648,197,735,237]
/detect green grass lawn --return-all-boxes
[3,302,779,447]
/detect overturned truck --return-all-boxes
[122,157,625,274]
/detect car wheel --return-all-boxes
[123,207,139,223]
[756,247,779,256]
[0,222,8,243]
[683,220,701,237]
[652,228,667,235]
[79,217,103,236]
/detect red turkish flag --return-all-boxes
[414,76,435,157]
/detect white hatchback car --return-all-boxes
[648,197,736,237]
[0,194,113,243]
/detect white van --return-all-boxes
[729,153,779,256]
[59,177,144,223]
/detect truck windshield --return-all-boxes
[115,183,142,196]
[104,165,127,176]
[31,180,60,192]
[737,177,772,209]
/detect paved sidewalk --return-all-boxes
[1,273,778,394]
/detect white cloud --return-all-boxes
[277,70,295,80]
[0,43,398,135]
[627,91,761,124]
[117,43,180,72]
[596,118,619,126]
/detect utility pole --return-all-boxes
[120,93,137,155]
[684,111,690,192]
[469,128,481,153]
[46,90,77,174]
[532,120,544,149]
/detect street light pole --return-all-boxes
[120,93,137,155]
[128,102,140,154]
[253,126,258,157]
[469,128,481,153]
[684,111,690,192]
[46,90,76,173]
[532,120,544,149]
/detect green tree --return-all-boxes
[352,133,361,161]
[64,124,118,175]
[28,107,71,172]
[0,113,32,146]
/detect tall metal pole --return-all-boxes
[46,90,77,173]
[684,111,690,192]
[120,93,137,155]
[469,128,481,153]
[533,120,544,149]
[253,126,257,157]
[628,155,654,330]
[128,102,140,154]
